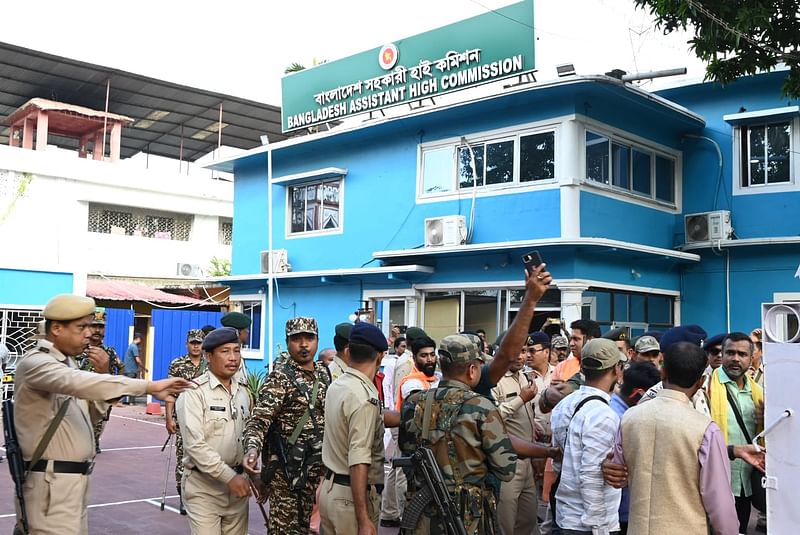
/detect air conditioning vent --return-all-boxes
[260,249,290,273]
[424,216,467,247]
[684,210,732,244]
[176,263,202,277]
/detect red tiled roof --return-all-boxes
[86,279,208,305]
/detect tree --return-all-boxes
[634,0,800,97]
[208,257,231,276]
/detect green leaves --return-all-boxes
[634,0,800,97]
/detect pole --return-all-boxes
[160,433,174,511]
[101,79,110,159]
[267,148,274,367]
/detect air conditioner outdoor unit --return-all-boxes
[425,215,467,247]
[176,263,202,277]
[684,210,732,244]
[260,249,290,273]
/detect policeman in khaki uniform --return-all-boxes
[176,327,251,535]
[11,294,191,534]
[321,322,388,535]
[492,333,541,535]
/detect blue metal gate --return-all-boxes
[105,307,134,367]
[151,309,223,380]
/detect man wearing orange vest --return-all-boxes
[395,336,440,411]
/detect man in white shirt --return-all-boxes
[551,338,626,535]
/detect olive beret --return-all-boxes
[221,312,252,330]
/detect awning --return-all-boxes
[87,279,210,305]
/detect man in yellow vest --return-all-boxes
[707,332,764,535]
[612,342,739,535]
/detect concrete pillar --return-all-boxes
[559,119,582,239]
[22,117,34,149]
[93,131,104,160]
[8,125,18,147]
[35,110,49,151]
[558,282,588,328]
[109,122,122,162]
[406,295,419,327]
[79,134,91,158]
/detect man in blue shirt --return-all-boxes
[123,333,143,403]
[608,362,661,534]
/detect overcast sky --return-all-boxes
[2,0,707,106]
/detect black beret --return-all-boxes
[526,332,551,347]
[202,327,240,351]
[350,322,388,352]
[704,333,727,350]
[335,322,353,340]
[221,312,251,330]
[603,327,628,342]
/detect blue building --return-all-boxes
[211,70,800,363]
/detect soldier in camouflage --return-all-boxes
[165,328,208,515]
[243,317,330,535]
[79,307,125,454]
[400,334,517,535]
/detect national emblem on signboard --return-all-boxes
[378,43,399,70]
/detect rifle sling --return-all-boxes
[284,365,321,447]
[421,390,435,442]
[25,398,72,479]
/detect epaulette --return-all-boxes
[192,373,211,386]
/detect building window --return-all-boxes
[420,129,556,196]
[288,178,342,235]
[230,300,262,351]
[87,203,192,241]
[582,288,673,335]
[585,129,676,204]
[741,121,791,187]
[219,217,233,245]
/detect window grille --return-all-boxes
[0,308,44,358]
[219,218,233,245]
[87,203,192,241]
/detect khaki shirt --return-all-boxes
[322,368,384,485]
[13,339,148,462]
[491,370,535,440]
[531,364,555,438]
[328,354,348,381]
[176,370,250,484]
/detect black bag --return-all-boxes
[724,387,766,512]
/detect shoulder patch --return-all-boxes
[193,373,211,385]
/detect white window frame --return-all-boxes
[229,293,266,359]
[580,119,681,211]
[733,117,799,196]
[416,117,565,203]
[285,177,345,239]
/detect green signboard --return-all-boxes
[280,0,535,132]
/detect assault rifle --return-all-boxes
[3,399,29,534]
[393,446,468,535]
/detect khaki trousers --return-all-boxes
[19,470,89,534]
[381,428,407,521]
[319,476,380,535]
[182,469,248,535]
[498,460,540,535]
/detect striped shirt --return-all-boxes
[551,385,621,532]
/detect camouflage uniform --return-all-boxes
[79,308,125,451]
[400,335,517,535]
[167,351,208,494]
[243,317,329,535]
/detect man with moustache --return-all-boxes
[243,317,329,535]
[166,328,208,514]
[10,294,192,534]
[707,332,764,534]
[176,327,251,534]
[394,335,439,410]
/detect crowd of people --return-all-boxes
[5,263,770,535]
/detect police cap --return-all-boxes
[43,295,96,321]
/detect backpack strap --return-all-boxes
[283,364,322,447]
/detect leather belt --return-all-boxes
[325,469,384,494]
[25,459,95,475]
[192,464,244,475]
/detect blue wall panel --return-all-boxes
[0,269,73,306]
[151,309,223,380]
[104,307,134,365]
[579,192,679,249]
[232,158,269,275]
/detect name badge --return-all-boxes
[209,406,227,412]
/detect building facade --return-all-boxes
[212,70,800,362]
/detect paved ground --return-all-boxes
[1,404,400,534]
